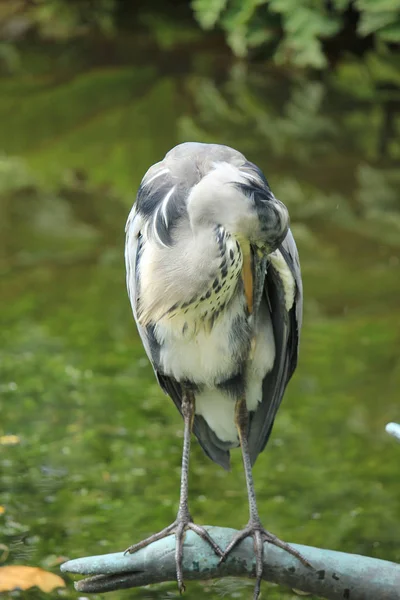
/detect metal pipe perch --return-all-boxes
[61,526,400,599]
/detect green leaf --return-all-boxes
[356,0,400,12]
[332,0,352,11]
[275,36,328,68]
[367,52,400,86]
[357,9,399,36]
[247,25,276,48]
[377,21,400,42]
[227,26,249,56]
[192,0,228,29]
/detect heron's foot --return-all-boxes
[125,514,223,593]
[219,521,312,600]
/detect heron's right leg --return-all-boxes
[219,398,312,600]
[125,390,223,592]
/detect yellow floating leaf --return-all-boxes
[0,506,5,515]
[0,566,65,592]
[0,435,20,446]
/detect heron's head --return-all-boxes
[186,160,289,254]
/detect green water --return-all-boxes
[0,41,399,599]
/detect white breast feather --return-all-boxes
[193,300,275,443]
[156,294,245,385]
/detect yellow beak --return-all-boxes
[241,244,253,314]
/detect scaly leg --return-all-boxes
[219,398,312,600]
[125,390,223,593]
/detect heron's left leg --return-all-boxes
[125,390,223,592]
[219,398,311,600]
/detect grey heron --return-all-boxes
[124,142,310,598]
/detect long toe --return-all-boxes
[187,523,224,558]
[124,523,175,555]
[175,522,223,592]
[253,530,264,600]
[219,523,313,600]
[262,530,312,569]
[219,527,251,564]
[219,525,265,600]
[175,521,187,594]
[125,519,223,594]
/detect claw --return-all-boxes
[178,581,186,595]
[219,522,312,600]
[125,519,223,593]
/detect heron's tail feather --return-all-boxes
[193,416,231,471]
[156,373,231,470]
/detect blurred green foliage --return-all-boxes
[0,0,116,40]
[192,0,400,67]
[193,0,338,66]
[0,0,399,68]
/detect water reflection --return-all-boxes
[0,44,399,599]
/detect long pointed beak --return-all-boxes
[241,243,253,314]
[241,243,267,318]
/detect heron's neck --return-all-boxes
[156,228,243,337]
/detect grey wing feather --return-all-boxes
[125,208,153,358]
[248,229,302,465]
[279,227,303,339]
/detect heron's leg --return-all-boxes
[125,390,223,593]
[219,398,311,600]
[176,389,194,522]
